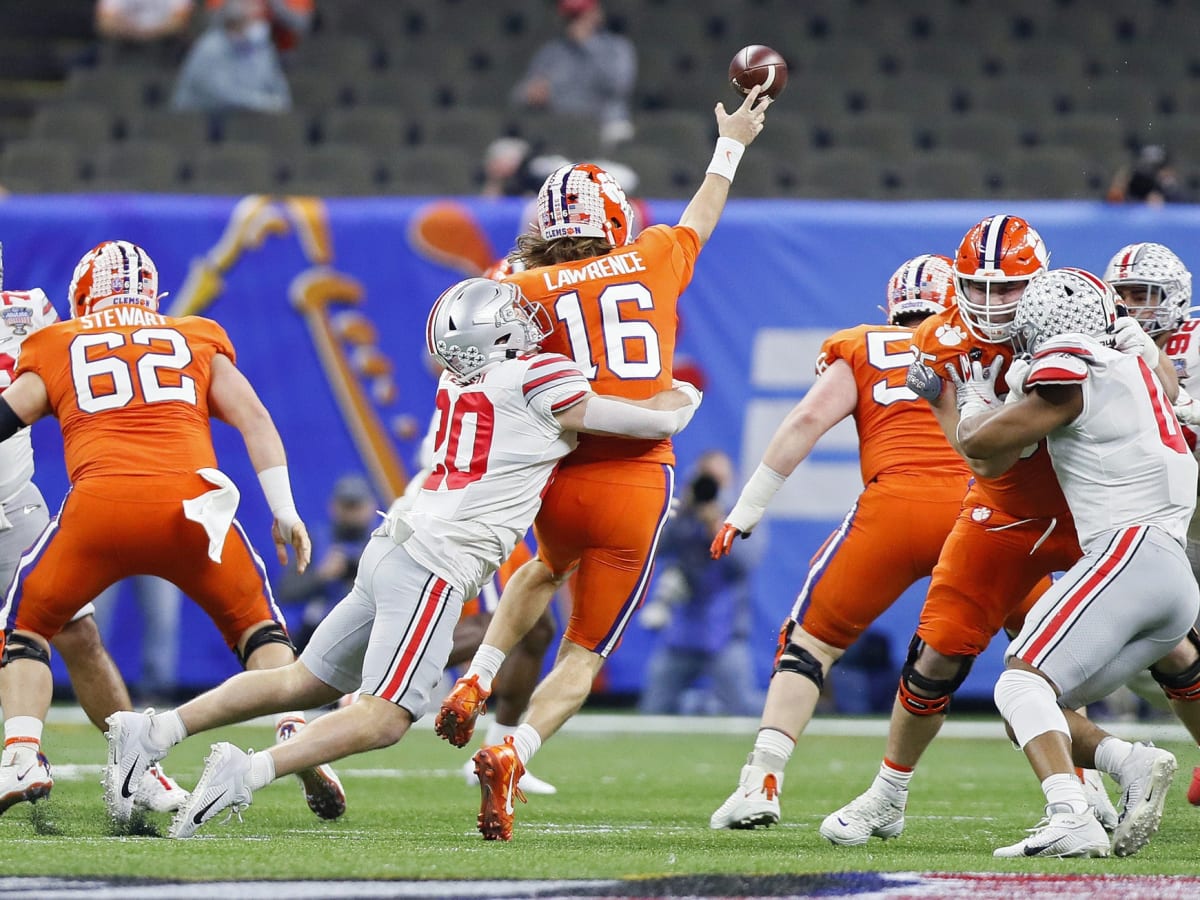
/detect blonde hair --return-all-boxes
[512,232,612,270]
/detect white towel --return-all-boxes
[182,468,241,563]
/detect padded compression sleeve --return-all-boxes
[581,394,697,439]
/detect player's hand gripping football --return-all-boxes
[273,518,312,573]
[715,84,770,147]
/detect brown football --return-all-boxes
[728,45,788,101]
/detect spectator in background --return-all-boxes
[170,0,291,114]
[205,0,312,56]
[91,576,183,705]
[480,137,535,198]
[639,450,764,717]
[1106,144,1191,206]
[510,0,637,147]
[96,0,194,44]
[277,474,377,652]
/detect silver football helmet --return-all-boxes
[426,277,552,379]
[1102,242,1192,337]
[1012,267,1119,355]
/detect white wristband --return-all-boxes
[258,465,301,533]
[706,137,745,182]
[726,463,786,534]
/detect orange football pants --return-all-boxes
[3,474,283,650]
[917,502,1081,657]
[533,458,673,658]
[795,474,968,649]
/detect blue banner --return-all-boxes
[7,194,1199,701]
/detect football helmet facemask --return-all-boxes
[885,253,956,324]
[426,277,552,379]
[954,215,1049,343]
[1102,242,1192,337]
[1012,267,1119,356]
[537,162,635,247]
[68,240,161,318]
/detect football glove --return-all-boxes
[947,355,1003,420]
[1004,356,1032,405]
[1112,316,1160,366]
[906,359,943,402]
[1175,385,1200,426]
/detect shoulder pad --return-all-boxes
[1026,353,1089,387]
[1032,334,1098,362]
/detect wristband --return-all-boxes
[726,462,786,533]
[258,465,301,532]
[706,137,745,182]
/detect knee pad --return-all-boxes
[1,632,51,668]
[994,667,1066,749]
[897,635,974,717]
[237,622,295,668]
[1151,628,1200,701]
[773,630,825,691]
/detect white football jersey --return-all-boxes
[396,352,589,596]
[1026,334,1197,547]
[0,289,58,500]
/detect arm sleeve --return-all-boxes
[580,394,695,438]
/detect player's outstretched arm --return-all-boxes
[207,353,311,572]
[555,382,702,439]
[0,372,51,441]
[957,385,1081,462]
[678,84,770,247]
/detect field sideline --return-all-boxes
[4,707,1197,892]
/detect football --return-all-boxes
[728,45,788,102]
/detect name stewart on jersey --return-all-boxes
[78,306,168,330]
[540,250,648,291]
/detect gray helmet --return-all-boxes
[1012,267,1119,356]
[1102,242,1192,337]
[425,278,551,379]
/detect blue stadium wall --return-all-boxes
[7,194,1199,704]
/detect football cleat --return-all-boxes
[0,752,53,815]
[104,710,165,824]
[135,764,190,813]
[168,742,254,839]
[819,787,906,846]
[435,675,491,748]
[462,756,557,795]
[474,736,527,841]
[1188,766,1200,806]
[275,716,346,820]
[709,758,783,829]
[1112,742,1177,857]
[1080,767,1118,833]
[993,808,1110,858]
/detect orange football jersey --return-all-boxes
[505,224,701,465]
[16,308,234,483]
[818,323,968,485]
[910,306,1070,519]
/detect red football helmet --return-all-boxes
[68,240,161,318]
[536,162,635,247]
[953,215,1049,343]
[885,254,956,324]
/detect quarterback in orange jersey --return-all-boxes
[0,241,345,828]
[435,84,771,840]
[707,254,970,830]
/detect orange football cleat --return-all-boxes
[1188,766,1200,806]
[474,736,527,841]
[435,675,490,748]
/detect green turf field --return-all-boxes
[6,714,1198,881]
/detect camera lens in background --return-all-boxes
[691,473,720,504]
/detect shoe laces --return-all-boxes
[845,789,901,822]
[217,802,250,827]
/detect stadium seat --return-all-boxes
[995,147,1100,199]
[388,145,479,196]
[898,150,991,200]
[514,112,603,162]
[320,107,410,151]
[58,67,153,111]
[825,112,916,157]
[282,144,384,197]
[124,109,214,147]
[353,73,444,116]
[215,110,314,151]
[29,104,119,145]
[185,143,280,195]
[415,107,510,159]
[89,140,185,193]
[923,113,1022,158]
[632,111,714,156]
[798,149,891,199]
[287,71,355,113]
[0,139,84,192]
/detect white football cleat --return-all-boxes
[994,809,1111,858]
[1112,742,1177,857]
[1080,767,1118,833]
[0,751,52,815]
[104,710,164,824]
[135,763,190,813]
[169,742,254,839]
[462,756,557,795]
[819,788,906,845]
[709,759,783,829]
[275,716,347,819]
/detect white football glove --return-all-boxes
[1174,385,1200,426]
[1112,316,1160,366]
[1004,357,1032,405]
[947,355,1003,421]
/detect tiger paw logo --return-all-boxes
[971,506,993,523]
[936,324,968,347]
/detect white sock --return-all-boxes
[466,644,507,693]
[750,728,795,771]
[1042,771,1088,816]
[248,750,276,791]
[875,759,914,795]
[2,716,42,764]
[510,723,541,766]
[1094,736,1135,778]
[149,709,187,750]
[485,721,518,746]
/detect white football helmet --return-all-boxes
[1012,267,1119,356]
[1102,242,1192,337]
[426,277,552,379]
[68,240,160,318]
[536,162,635,247]
[885,253,956,324]
[953,214,1050,343]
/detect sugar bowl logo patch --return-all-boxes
[1,307,32,335]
